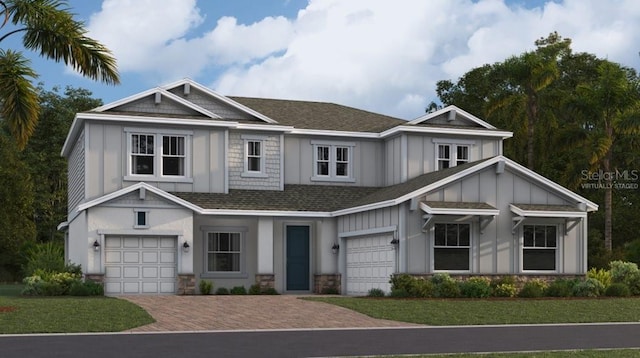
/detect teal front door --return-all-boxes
[286,225,310,291]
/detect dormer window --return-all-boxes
[311,141,355,182]
[434,139,473,170]
[125,128,192,182]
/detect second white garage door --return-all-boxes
[346,234,396,296]
[104,236,177,295]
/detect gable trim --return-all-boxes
[408,105,497,129]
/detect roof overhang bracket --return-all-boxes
[422,214,434,232]
[479,215,495,234]
[565,217,582,233]
[512,216,525,234]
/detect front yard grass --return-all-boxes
[305,297,640,325]
[0,295,154,334]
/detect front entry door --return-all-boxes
[286,225,310,291]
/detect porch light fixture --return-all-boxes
[390,238,399,245]
[331,243,340,254]
[93,240,100,251]
[182,241,190,253]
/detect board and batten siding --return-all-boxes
[283,136,383,187]
[67,129,86,212]
[228,132,281,190]
[338,206,400,235]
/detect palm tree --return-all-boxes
[574,61,640,251]
[0,0,119,148]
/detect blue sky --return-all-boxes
[11,0,640,119]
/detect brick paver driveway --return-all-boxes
[123,295,419,332]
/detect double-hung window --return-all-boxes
[206,232,242,272]
[126,128,192,181]
[434,139,473,170]
[312,141,355,182]
[241,135,267,176]
[433,223,471,271]
[522,225,557,271]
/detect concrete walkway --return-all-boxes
[123,295,419,332]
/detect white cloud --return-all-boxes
[86,0,640,119]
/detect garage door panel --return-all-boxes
[346,234,395,296]
[104,236,177,295]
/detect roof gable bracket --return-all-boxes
[480,215,495,234]
[512,216,525,234]
[422,214,434,232]
[565,217,582,233]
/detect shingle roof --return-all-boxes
[424,201,497,210]
[171,158,493,213]
[229,96,407,132]
[511,204,579,212]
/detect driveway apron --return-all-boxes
[123,295,419,332]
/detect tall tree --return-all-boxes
[21,86,102,242]
[0,0,119,149]
[571,61,640,252]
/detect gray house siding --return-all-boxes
[111,96,203,116]
[167,86,254,120]
[228,131,281,190]
[384,135,403,185]
[68,128,86,211]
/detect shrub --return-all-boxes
[230,286,247,295]
[411,279,435,298]
[493,283,517,298]
[262,287,279,295]
[321,287,340,295]
[390,274,415,292]
[518,279,547,298]
[199,280,213,295]
[21,269,82,296]
[605,282,631,297]
[431,273,460,298]
[367,288,385,297]
[389,274,433,297]
[389,288,410,298]
[490,276,516,287]
[545,279,576,297]
[248,284,261,295]
[69,281,103,296]
[609,261,640,295]
[572,278,605,297]
[587,267,612,288]
[215,287,229,295]
[459,277,491,298]
[22,242,65,277]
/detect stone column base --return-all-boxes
[255,274,275,290]
[85,273,104,283]
[314,274,341,294]
[177,274,196,295]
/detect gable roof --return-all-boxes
[408,105,497,129]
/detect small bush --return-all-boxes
[69,281,103,296]
[199,280,213,295]
[431,273,454,285]
[262,287,279,295]
[518,279,547,298]
[572,278,605,297]
[493,283,517,297]
[389,274,433,297]
[248,284,261,295]
[605,282,631,297]
[431,273,459,298]
[587,267,612,288]
[609,261,640,295]
[390,274,415,292]
[367,288,386,297]
[490,276,516,287]
[545,279,576,297]
[22,242,65,277]
[215,287,229,295]
[459,277,491,298]
[389,288,410,298]
[321,287,340,295]
[230,286,247,295]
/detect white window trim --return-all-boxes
[125,128,193,182]
[520,223,561,273]
[311,140,356,182]
[432,138,475,171]
[241,135,267,177]
[430,222,472,273]
[200,226,248,278]
[133,209,150,229]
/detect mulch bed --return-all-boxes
[0,306,17,313]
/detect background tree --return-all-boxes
[0,0,119,149]
[21,86,102,242]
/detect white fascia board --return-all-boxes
[56,221,69,231]
[331,199,399,217]
[156,88,222,119]
[288,128,380,139]
[77,112,240,129]
[199,209,331,217]
[420,202,500,216]
[509,204,587,218]
[503,157,599,212]
[338,225,397,238]
[235,123,294,132]
[61,115,83,157]
[93,87,162,112]
[163,79,279,124]
[380,125,513,139]
[408,105,497,129]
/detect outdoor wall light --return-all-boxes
[93,240,100,251]
[390,238,399,246]
[331,243,340,254]
[182,241,190,253]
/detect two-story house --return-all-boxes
[59,79,597,295]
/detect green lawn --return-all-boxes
[305,297,640,325]
[0,284,24,297]
[0,295,155,334]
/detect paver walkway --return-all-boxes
[123,295,419,332]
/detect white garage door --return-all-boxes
[346,234,396,296]
[104,236,177,295]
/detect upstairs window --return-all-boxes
[436,143,470,170]
[241,135,268,177]
[126,128,192,181]
[312,141,355,182]
[246,140,262,172]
